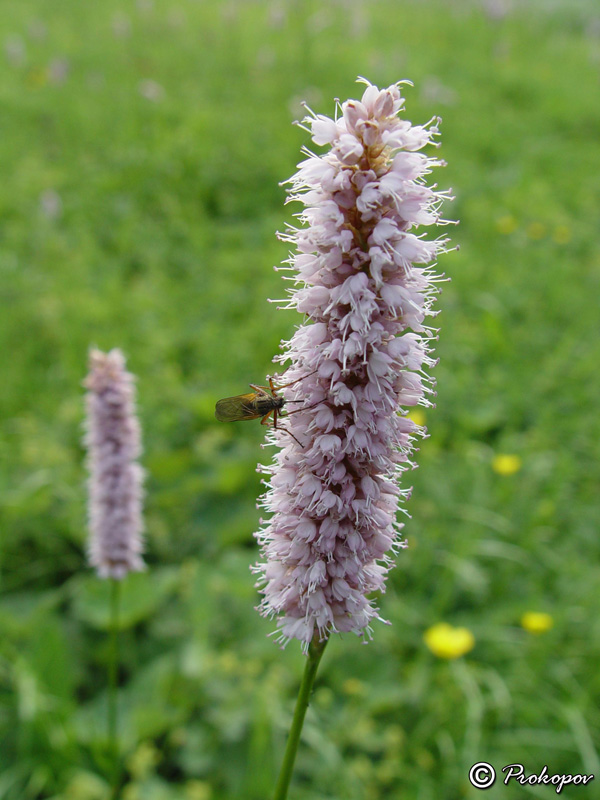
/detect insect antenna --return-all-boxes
[269,369,319,391]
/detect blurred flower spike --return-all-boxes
[424,623,475,659]
[254,79,454,649]
[84,348,145,579]
[521,611,554,634]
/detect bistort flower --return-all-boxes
[84,348,145,579]
[253,79,454,649]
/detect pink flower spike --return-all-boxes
[84,348,145,580]
[254,79,454,650]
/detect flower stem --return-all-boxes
[272,636,328,800]
[108,577,121,797]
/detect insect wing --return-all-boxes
[215,393,260,422]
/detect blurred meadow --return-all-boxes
[1,0,600,798]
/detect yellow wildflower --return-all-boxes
[552,225,571,244]
[521,611,554,634]
[127,741,160,780]
[185,781,213,800]
[496,215,518,235]
[27,67,49,88]
[407,409,426,427]
[492,454,522,476]
[218,651,239,674]
[342,677,366,696]
[526,222,546,240]
[424,623,475,659]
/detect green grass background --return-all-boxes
[1,0,599,798]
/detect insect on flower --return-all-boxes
[215,375,306,446]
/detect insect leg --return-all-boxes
[260,410,274,427]
[277,425,304,448]
[283,400,323,416]
[262,409,304,448]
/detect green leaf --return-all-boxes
[70,568,180,630]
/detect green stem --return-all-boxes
[108,578,121,797]
[272,636,328,800]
